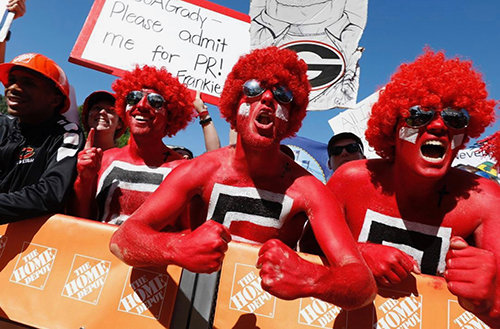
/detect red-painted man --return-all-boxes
[110,47,376,310]
[324,50,500,326]
[71,66,194,224]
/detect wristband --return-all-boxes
[198,110,209,118]
[199,117,212,126]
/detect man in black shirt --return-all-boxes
[0,53,84,222]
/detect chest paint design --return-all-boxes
[358,209,451,275]
[206,183,294,245]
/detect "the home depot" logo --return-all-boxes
[298,297,343,328]
[448,300,489,329]
[62,254,111,304]
[118,268,169,319]
[10,242,57,289]
[375,294,422,329]
[229,263,276,318]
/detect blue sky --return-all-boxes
[4,0,499,156]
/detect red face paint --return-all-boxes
[395,112,465,179]
[236,89,292,148]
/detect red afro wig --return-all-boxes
[112,65,194,137]
[366,49,497,159]
[219,47,310,138]
[480,131,500,166]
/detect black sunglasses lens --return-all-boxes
[331,147,343,156]
[405,105,434,128]
[126,91,143,106]
[148,93,165,109]
[442,108,469,129]
[345,143,360,153]
[273,85,293,104]
[243,79,265,98]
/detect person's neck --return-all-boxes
[94,130,115,151]
[393,158,445,203]
[234,135,283,178]
[128,134,170,166]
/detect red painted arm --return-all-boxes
[109,158,231,273]
[445,182,500,326]
[259,177,376,309]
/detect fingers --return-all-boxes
[196,89,201,100]
[7,0,26,19]
[85,128,95,149]
[450,236,468,250]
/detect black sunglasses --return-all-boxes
[126,90,165,109]
[330,143,361,156]
[405,105,470,130]
[242,79,293,104]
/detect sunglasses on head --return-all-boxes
[126,90,166,110]
[242,79,293,104]
[405,105,470,130]
[330,143,361,156]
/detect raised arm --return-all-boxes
[194,90,220,152]
[68,128,102,219]
[109,158,231,273]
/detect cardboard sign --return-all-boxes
[70,0,251,105]
[249,0,368,110]
[214,242,490,329]
[0,215,182,329]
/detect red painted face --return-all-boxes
[396,107,467,178]
[236,80,293,148]
[125,88,167,138]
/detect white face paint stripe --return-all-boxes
[275,103,289,122]
[451,134,464,150]
[126,104,133,112]
[399,126,419,144]
[238,103,250,117]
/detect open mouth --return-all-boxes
[255,111,273,128]
[420,140,446,161]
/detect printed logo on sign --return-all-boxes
[281,40,346,91]
[374,294,422,329]
[298,297,344,328]
[10,242,57,290]
[229,263,276,318]
[118,268,169,320]
[61,254,111,305]
[0,235,7,259]
[448,300,489,329]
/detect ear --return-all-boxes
[327,157,333,170]
[50,92,65,112]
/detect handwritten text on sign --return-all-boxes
[75,0,250,102]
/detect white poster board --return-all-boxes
[70,0,250,105]
[328,90,380,159]
[250,0,368,111]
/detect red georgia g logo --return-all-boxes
[19,147,35,160]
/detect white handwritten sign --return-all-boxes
[328,90,380,159]
[70,0,251,105]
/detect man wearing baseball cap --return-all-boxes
[327,131,366,171]
[0,53,84,222]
